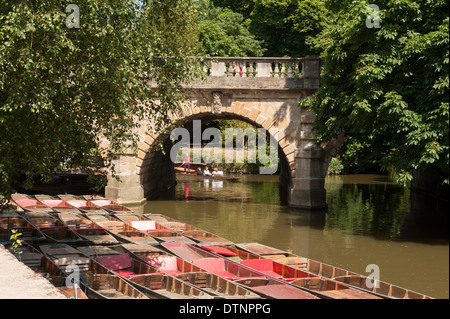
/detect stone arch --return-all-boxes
[135,90,303,200]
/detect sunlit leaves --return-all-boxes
[308,0,449,185]
[0,0,202,202]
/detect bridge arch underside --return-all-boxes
[137,89,305,202]
[139,112,294,202]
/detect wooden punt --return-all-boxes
[90,252,208,299]
[236,243,433,299]
[80,272,149,299]
[114,213,181,234]
[72,228,121,245]
[38,226,89,245]
[143,214,233,245]
[146,230,197,245]
[113,230,160,246]
[39,243,91,272]
[58,213,95,230]
[60,196,109,214]
[128,273,215,299]
[143,214,200,232]
[198,244,381,299]
[0,197,24,213]
[86,198,134,214]
[22,211,88,244]
[11,194,54,213]
[39,243,148,299]
[24,211,65,228]
[35,195,81,214]
[160,242,317,299]
[77,245,122,259]
[0,215,46,243]
[116,243,261,299]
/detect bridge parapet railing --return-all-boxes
[201,56,321,79]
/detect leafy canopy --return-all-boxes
[0,0,203,206]
[305,0,449,185]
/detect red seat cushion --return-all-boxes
[192,258,236,280]
[200,245,237,257]
[97,253,132,271]
[240,259,283,279]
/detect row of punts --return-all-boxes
[0,193,433,300]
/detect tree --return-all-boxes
[246,0,329,57]
[195,0,265,57]
[0,0,202,208]
[304,0,449,185]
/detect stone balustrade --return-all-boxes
[201,56,322,79]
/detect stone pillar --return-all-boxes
[289,108,328,210]
[104,154,146,206]
[289,142,328,210]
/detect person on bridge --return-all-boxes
[183,155,192,174]
[232,62,243,77]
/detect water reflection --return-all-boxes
[137,174,448,298]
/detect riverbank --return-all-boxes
[0,244,66,299]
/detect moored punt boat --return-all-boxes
[146,230,197,245]
[11,194,53,213]
[236,243,433,299]
[128,273,214,299]
[143,214,201,232]
[181,230,234,246]
[38,243,148,299]
[331,275,433,300]
[35,195,81,214]
[72,228,121,245]
[59,195,109,214]
[118,243,261,299]
[39,243,91,272]
[38,226,89,245]
[143,214,234,245]
[198,244,381,299]
[58,213,95,229]
[0,214,46,243]
[86,213,132,234]
[160,242,317,299]
[77,245,122,259]
[0,197,24,213]
[91,251,209,299]
[22,211,88,244]
[113,231,160,246]
[56,213,120,245]
[24,211,65,228]
[86,198,134,214]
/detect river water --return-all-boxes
[136,174,448,299]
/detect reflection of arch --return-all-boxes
[137,92,302,201]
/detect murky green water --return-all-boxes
[137,174,449,299]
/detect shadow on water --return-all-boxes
[144,173,448,298]
[156,173,448,245]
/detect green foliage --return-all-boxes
[209,0,330,57]
[10,229,23,257]
[0,0,203,201]
[327,157,344,175]
[307,0,449,185]
[195,0,265,56]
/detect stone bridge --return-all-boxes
[105,56,340,209]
